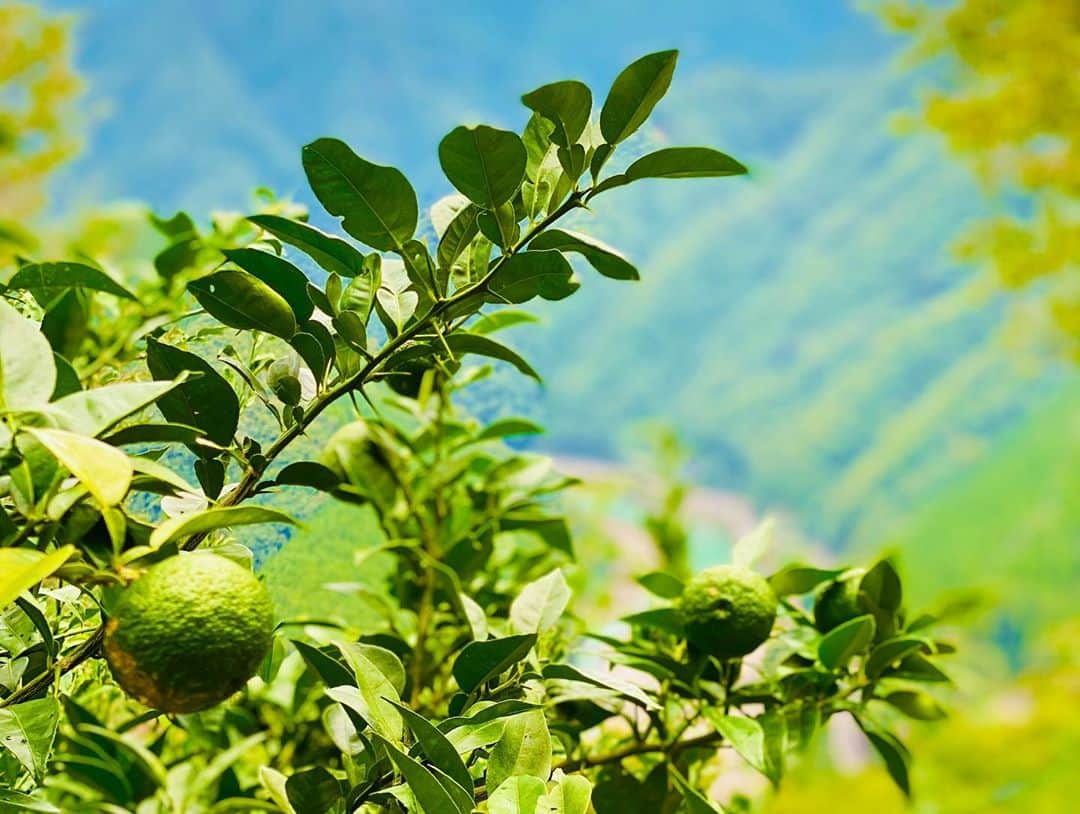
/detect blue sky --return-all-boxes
[46,0,898,212]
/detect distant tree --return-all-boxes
[880,0,1080,355]
[0,2,82,256]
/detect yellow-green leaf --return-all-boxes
[25,428,133,507]
[0,546,74,609]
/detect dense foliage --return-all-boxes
[2,52,958,812]
[882,0,1080,355]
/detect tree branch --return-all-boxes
[2,189,586,705]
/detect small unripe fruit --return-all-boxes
[678,565,778,660]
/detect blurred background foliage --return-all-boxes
[5,0,1079,810]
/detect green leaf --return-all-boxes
[259,766,296,813]
[388,700,473,794]
[439,125,527,209]
[438,699,541,734]
[337,641,407,696]
[703,710,766,775]
[222,248,314,322]
[189,269,297,339]
[326,650,403,741]
[149,505,298,548]
[859,722,911,797]
[0,790,61,812]
[247,214,365,277]
[0,697,60,780]
[370,733,463,814]
[860,559,903,615]
[528,229,637,281]
[599,50,678,144]
[542,663,658,711]
[437,203,481,271]
[6,261,136,300]
[445,333,540,381]
[487,709,551,794]
[274,461,341,491]
[865,636,931,679]
[25,428,132,506]
[302,137,418,251]
[626,147,747,180]
[542,772,592,814]
[452,634,537,693]
[818,614,876,670]
[50,353,80,400]
[488,775,547,814]
[293,640,354,687]
[284,767,342,814]
[341,264,379,323]
[0,299,55,410]
[475,418,543,442]
[469,310,539,335]
[732,518,774,569]
[488,250,578,304]
[0,546,74,610]
[510,569,570,634]
[45,379,182,438]
[146,338,239,450]
[670,769,724,814]
[768,564,844,597]
[883,690,947,721]
[290,331,329,385]
[521,80,592,148]
[635,571,684,599]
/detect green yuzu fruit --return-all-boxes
[813,568,867,632]
[104,552,274,713]
[677,565,778,659]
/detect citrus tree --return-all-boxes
[1,51,958,812]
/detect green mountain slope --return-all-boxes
[877,381,1080,643]
[510,65,1065,546]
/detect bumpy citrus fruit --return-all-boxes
[104,552,274,713]
[813,568,866,632]
[677,565,778,659]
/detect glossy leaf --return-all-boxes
[488,775,546,814]
[439,125,527,208]
[452,633,537,693]
[635,571,684,599]
[487,709,551,794]
[302,137,418,251]
[445,333,540,381]
[488,250,578,304]
[285,767,342,814]
[626,147,747,180]
[818,614,876,670]
[222,248,314,321]
[26,428,133,506]
[370,734,463,814]
[45,379,181,438]
[0,299,56,409]
[247,214,365,277]
[149,505,298,548]
[7,261,135,300]
[388,700,473,793]
[599,50,678,144]
[0,697,60,780]
[436,202,480,271]
[0,546,74,610]
[528,229,638,281]
[521,80,592,147]
[510,569,570,634]
[146,338,240,450]
[190,269,297,338]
